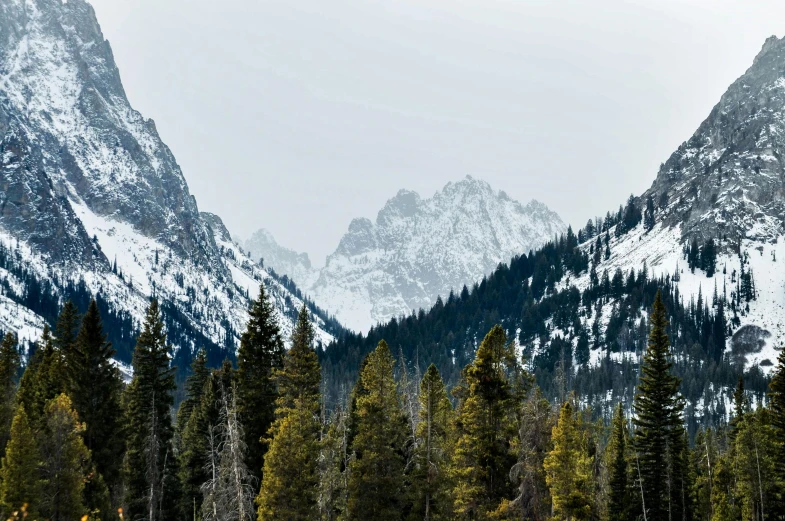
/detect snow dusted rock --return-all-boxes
[241,229,318,290]
[248,177,565,332]
[0,0,337,359]
[568,36,785,372]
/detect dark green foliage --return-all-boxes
[347,340,408,521]
[0,333,21,457]
[123,299,179,521]
[608,404,635,521]
[0,405,41,518]
[69,299,125,494]
[769,346,785,518]
[236,284,285,483]
[257,304,322,521]
[633,291,687,521]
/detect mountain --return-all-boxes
[0,0,340,372]
[321,36,785,430]
[240,228,318,289]
[243,176,566,332]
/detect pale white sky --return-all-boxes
[89,0,785,265]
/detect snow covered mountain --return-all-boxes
[245,177,565,332]
[240,229,318,290]
[568,35,785,372]
[0,0,338,365]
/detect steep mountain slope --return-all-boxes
[322,36,785,430]
[245,176,565,332]
[0,0,338,365]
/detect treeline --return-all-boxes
[321,219,767,435]
[1,287,783,521]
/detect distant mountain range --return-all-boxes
[0,0,340,372]
[241,177,566,332]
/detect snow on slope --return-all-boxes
[0,0,336,355]
[246,176,565,333]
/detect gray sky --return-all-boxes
[89,0,785,265]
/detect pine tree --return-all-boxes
[236,284,284,483]
[55,299,80,358]
[0,405,42,519]
[16,324,66,428]
[176,348,212,520]
[608,403,635,521]
[409,364,453,521]
[732,408,776,521]
[347,340,408,521]
[70,299,125,494]
[123,299,179,521]
[633,290,686,521]
[544,400,593,521]
[510,387,553,521]
[319,408,349,521]
[257,305,322,521]
[768,345,785,519]
[450,325,520,520]
[0,333,21,457]
[39,394,91,521]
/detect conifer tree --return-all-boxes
[347,340,408,521]
[16,324,65,428]
[767,346,785,520]
[450,325,520,520]
[733,408,776,521]
[0,405,42,518]
[70,299,125,493]
[176,348,212,519]
[409,364,453,521]
[123,299,179,521]
[0,333,20,457]
[608,403,635,521]
[39,394,91,521]
[633,290,686,521]
[257,305,322,521]
[55,299,80,357]
[236,284,284,482]
[319,408,349,521]
[544,400,593,521]
[509,387,553,521]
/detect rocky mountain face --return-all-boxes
[648,35,785,245]
[246,177,565,332]
[0,0,338,361]
[584,34,785,368]
[241,229,317,289]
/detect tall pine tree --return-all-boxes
[409,364,453,521]
[0,405,41,518]
[347,340,408,521]
[768,345,785,520]
[608,403,636,521]
[543,399,593,521]
[123,299,179,521]
[450,325,520,520]
[176,348,212,520]
[257,304,322,521]
[0,333,20,457]
[70,299,125,494]
[39,394,92,521]
[633,290,686,521]
[236,284,284,483]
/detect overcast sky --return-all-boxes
[89,0,785,265]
